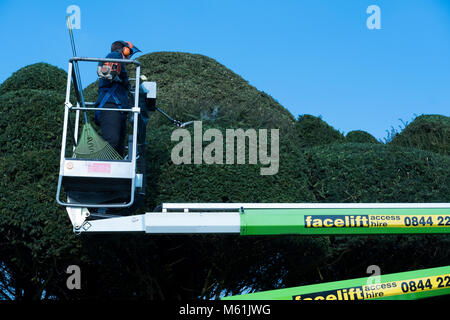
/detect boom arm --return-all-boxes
[71,203,450,234]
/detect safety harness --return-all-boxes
[95,83,123,124]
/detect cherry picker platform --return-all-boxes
[56,56,153,220]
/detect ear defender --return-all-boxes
[122,46,131,56]
[119,41,140,57]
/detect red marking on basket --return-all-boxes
[88,163,111,173]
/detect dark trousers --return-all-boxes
[98,103,127,157]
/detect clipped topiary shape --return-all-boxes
[0,62,67,95]
[346,130,380,144]
[0,149,83,299]
[389,114,450,156]
[295,114,345,148]
[152,122,313,206]
[84,52,296,133]
[306,142,450,203]
[0,89,65,154]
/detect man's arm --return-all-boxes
[109,51,130,87]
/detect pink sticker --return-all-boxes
[88,163,111,174]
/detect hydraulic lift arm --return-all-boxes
[71,202,450,235]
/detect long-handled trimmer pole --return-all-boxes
[66,15,88,122]
[154,106,193,128]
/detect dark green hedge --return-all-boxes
[0,89,65,154]
[346,130,380,144]
[389,115,450,156]
[84,52,296,133]
[0,149,83,299]
[295,114,345,148]
[306,143,450,203]
[0,63,67,95]
[154,123,313,204]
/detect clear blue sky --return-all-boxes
[0,0,449,140]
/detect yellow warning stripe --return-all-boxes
[293,274,450,300]
[362,274,450,299]
[369,215,450,228]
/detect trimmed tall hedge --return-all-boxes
[346,130,380,144]
[155,124,314,204]
[84,52,296,133]
[305,143,450,203]
[389,114,450,156]
[0,63,67,95]
[0,89,65,154]
[0,150,83,299]
[295,114,345,148]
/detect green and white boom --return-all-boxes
[72,202,450,234]
[222,266,450,300]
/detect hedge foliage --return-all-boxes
[0,150,83,299]
[389,114,450,156]
[84,52,296,133]
[295,114,345,148]
[0,63,68,95]
[346,130,380,144]
[0,63,82,299]
[155,123,313,204]
[0,89,65,154]
[305,143,450,203]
